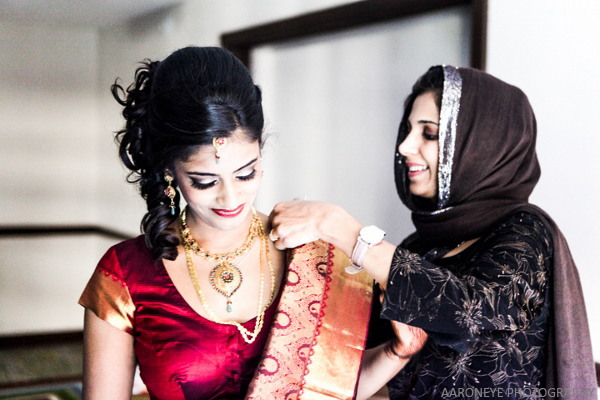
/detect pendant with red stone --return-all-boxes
[209,261,242,312]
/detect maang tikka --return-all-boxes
[164,173,176,215]
[212,137,227,163]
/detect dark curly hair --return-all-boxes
[111,46,264,261]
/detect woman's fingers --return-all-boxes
[273,231,319,250]
[270,217,317,250]
[268,200,324,249]
[268,230,279,242]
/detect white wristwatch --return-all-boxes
[345,225,386,274]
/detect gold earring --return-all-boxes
[164,173,176,216]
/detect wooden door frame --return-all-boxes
[221,0,487,70]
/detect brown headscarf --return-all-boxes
[395,66,597,392]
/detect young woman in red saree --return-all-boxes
[79,46,384,400]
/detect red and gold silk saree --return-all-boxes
[247,240,373,399]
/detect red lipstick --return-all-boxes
[212,204,245,218]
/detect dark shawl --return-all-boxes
[394,66,596,392]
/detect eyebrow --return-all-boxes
[186,157,258,177]
[418,120,440,126]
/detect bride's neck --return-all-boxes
[184,211,255,254]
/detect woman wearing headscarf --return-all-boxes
[269,66,597,398]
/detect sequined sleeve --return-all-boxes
[381,212,552,349]
[79,246,135,335]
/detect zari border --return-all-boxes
[78,250,135,335]
[299,245,373,400]
[246,241,373,399]
[437,65,462,210]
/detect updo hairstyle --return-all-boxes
[111,46,264,261]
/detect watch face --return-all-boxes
[361,225,385,244]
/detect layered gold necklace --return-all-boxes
[181,208,260,263]
[180,208,275,344]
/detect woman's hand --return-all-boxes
[356,321,427,400]
[269,199,396,288]
[268,200,362,253]
[387,321,428,359]
[379,291,428,358]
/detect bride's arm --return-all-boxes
[83,309,136,400]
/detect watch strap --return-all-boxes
[345,225,385,275]
[345,236,369,274]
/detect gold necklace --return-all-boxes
[180,208,260,263]
[207,243,254,313]
[180,208,261,312]
[181,213,275,344]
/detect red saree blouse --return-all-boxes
[79,236,282,400]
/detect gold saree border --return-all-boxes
[246,241,373,399]
[78,250,135,334]
[300,245,373,399]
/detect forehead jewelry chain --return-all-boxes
[180,208,259,263]
[181,216,275,344]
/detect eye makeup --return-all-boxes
[407,121,439,141]
[237,169,257,181]
[189,167,257,190]
[423,128,439,141]
[185,157,260,190]
[420,121,439,141]
[190,179,217,190]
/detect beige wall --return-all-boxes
[0,236,118,334]
[0,20,99,225]
[487,0,600,363]
[251,6,471,246]
[0,20,108,334]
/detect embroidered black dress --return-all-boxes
[370,211,553,399]
[374,65,595,397]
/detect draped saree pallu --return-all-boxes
[246,240,374,400]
